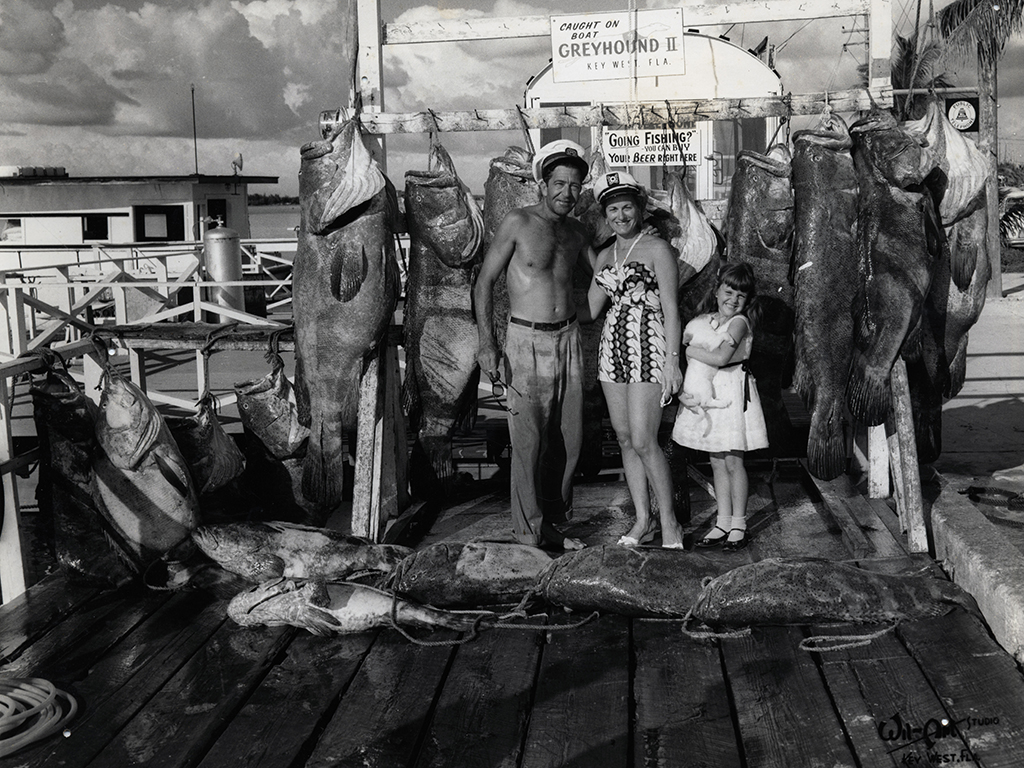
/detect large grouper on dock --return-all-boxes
[538,545,729,618]
[690,557,979,627]
[790,112,860,480]
[227,578,494,635]
[92,368,199,570]
[402,142,485,497]
[292,115,401,511]
[386,541,555,607]
[192,520,412,582]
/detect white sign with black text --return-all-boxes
[550,9,684,83]
[602,126,708,167]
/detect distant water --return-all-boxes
[249,204,300,240]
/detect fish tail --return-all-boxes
[302,419,347,509]
[846,357,891,426]
[944,338,969,399]
[806,401,847,480]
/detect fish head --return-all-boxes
[405,159,484,268]
[227,578,334,630]
[299,118,385,235]
[192,523,287,581]
[96,370,162,469]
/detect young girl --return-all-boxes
[672,262,768,551]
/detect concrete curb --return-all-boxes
[931,482,1024,666]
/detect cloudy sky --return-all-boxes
[1,0,1021,197]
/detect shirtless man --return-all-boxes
[474,140,596,551]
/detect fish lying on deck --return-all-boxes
[538,545,729,618]
[30,354,133,587]
[791,113,860,479]
[847,109,942,425]
[227,578,490,635]
[93,368,199,570]
[387,541,555,607]
[402,142,484,497]
[292,116,400,510]
[690,557,979,627]
[192,521,412,582]
[167,392,245,495]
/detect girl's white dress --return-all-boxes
[671,314,769,453]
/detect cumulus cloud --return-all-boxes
[0,0,66,75]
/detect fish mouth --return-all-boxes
[241,577,292,615]
[736,149,790,177]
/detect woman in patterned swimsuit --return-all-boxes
[585,171,685,549]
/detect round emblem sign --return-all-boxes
[948,100,977,131]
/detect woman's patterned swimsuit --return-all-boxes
[596,260,666,383]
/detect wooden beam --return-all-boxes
[889,359,928,553]
[383,0,874,45]
[357,87,892,135]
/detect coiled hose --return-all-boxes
[0,678,78,757]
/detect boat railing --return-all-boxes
[0,239,297,603]
[0,235,407,606]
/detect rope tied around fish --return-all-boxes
[387,586,600,647]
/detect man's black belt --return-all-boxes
[509,314,577,331]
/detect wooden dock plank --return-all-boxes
[0,575,101,664]
[721,625,858,768]
[804,471,880,560]
[633,620,741,768]
[415,617,546,768]
[813,624,971,767]
[305,630,458,768]
[898,610,1024,768]
[0,584,172,679]
[94,620,295,767]
[194,632,378,768]
[748,471,851,561]
[520,614,630,768]
[12,590,229,768]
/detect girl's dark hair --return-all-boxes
[698,261,761,328]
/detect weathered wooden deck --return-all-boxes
[3,459,1024,768]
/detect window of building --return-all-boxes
[133,205,185,242]
[82,214,109,241]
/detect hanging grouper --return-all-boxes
[402,141,485,497]
[791,112,860,480]
[92,368,199,570]
[722,145,796,450]
[292,115,401,510]
[31,353,133,587]
[481,147,540,353]
[846,109,942,425]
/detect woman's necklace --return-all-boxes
[614,232,644,277]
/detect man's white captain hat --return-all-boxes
[532,139,589,183]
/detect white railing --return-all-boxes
[0,239,295,603]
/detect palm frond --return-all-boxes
[939,0,1024,67]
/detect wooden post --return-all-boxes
[0,374,26,604]
[889,359,928,553]
[866,424,889,498]
[979,55,1001,298]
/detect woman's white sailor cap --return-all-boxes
[532,139,589,183]
[594,170,646,206]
